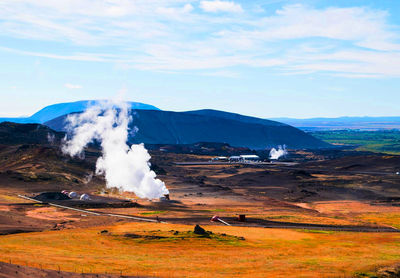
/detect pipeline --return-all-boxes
[17,195,166,223]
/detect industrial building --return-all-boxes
[228,155,260,162]
[211,156,229,161]
[239,155,260,162]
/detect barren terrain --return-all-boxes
[0,142,400,277]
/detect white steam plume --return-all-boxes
[47,132,55,144]
[84,172,93,184]
[269,145,288,160]
[61,100,169,199]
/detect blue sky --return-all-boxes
[0,0,399,119]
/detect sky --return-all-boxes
[0,0,399,119]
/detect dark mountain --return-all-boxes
[0,122,65,145]
[45,109,331,150]
[0,100,159,124]
[187,109,286,127]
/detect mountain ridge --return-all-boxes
[45,109,331,150]
[0,101,333,149]
[0,100,159,124]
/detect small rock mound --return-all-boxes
[377,263,400,277]
[194,225,208,235]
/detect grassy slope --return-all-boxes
[0,222,400,278]
[311,130,400,155]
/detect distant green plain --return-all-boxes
[311,130,400,155]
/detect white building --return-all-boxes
[211,156,228,161]
[229,156,241,162]
[229,155,260,162]
[68,191,78,198]
[240,155,260,162]
[80,193,90,201]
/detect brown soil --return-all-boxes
[0,261,142,278]
[0,149,399,233]
[0,145,400,276]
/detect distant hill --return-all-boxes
[0,122,98,185]
[0,122,64,145]
[271,116,400,131]
[0,100,159,124]
[46,109,331,150]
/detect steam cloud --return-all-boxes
[61,100,169,199]
[47,132,55,144]
[84,172,93,184]
[269,145,288,160]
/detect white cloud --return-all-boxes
[64,83,82,89]
[0,1,399,77]
[218,5,399,51]
[200,1,243,13]
[286,50,400,78]
[157,3,194,17]
[183,3,194,13]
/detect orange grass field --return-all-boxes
[0,222,400,277]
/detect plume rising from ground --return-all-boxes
[269,145,288,160]
[61,100,169,199]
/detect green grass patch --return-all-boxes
[353,271,378,278]
[208,208,226,212]
[140,211,166,215]
[107,229,245,246]
[311,130,400,155]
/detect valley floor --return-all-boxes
[0,222,400,277]
[0,151,400,277]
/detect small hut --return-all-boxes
[68,191,78,198]
[80,193,90,201]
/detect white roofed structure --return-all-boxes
[229,156,241,161]
[240,155,260,161]
[68,191,78,198]
[80,193,90,201]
